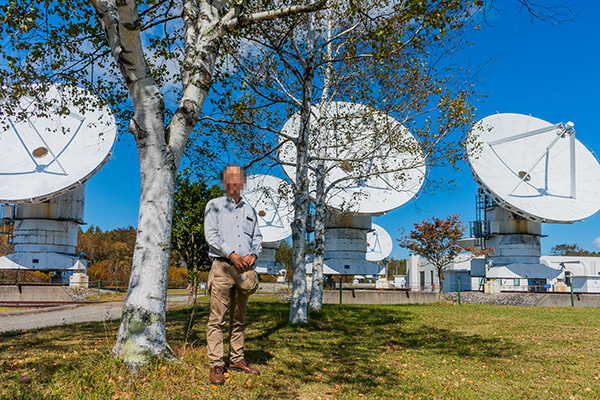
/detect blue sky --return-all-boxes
[84,2,600,259]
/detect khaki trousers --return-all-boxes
[206,260,250,367]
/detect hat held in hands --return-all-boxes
[229,265,259,295]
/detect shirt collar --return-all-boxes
[226,195,245,208]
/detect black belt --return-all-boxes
[212,257,230,263]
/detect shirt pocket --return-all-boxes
[243,213,255,236]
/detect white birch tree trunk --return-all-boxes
[309,162,325,311]
[114,136,177,363]
[309,102,328,310]
[309,12,333,311]
[289,13,316,324]
[290,189,309,323]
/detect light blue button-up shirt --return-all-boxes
[204,195,262,260]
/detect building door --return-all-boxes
[530,278,546,292]
[420,271,425,290]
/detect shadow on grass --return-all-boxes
[165,297,290,349]
[241,302,520,397]
[1,298,521,399]
[164,301,519,397]
[165,304,209,346]
[244,349,275,365]
[0,320,121,399]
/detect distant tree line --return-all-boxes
[550,243,600,257]
[386,259,407,279]
[77,226,189,288]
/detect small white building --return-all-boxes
[393,275,407,288]
[406,253,600,293]
[406,254,438,292]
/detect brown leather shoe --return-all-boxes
[230,359,260,375]
[209,365,225,385]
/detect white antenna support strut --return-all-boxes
[488,122,577,199]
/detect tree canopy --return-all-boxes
[171,173,222,272]
[399,214,490,297]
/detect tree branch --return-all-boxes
[141,14,182,31]
[222,0,327,33]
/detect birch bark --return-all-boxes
[309,12,333,311]
[289,13,316,324]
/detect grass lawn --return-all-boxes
[0,306,22,313]
[1,296,600,399]
[86,291,127,302]
[167,289,191,295]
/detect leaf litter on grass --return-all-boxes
[1,297,600,399]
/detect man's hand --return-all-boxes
[242,254,256,269]
[229,252,246,272]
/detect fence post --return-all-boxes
[339,277,343,305]
[457,279,461,306]
[98,279,100,297]
[570,282,575,307]
[116,280,119,293]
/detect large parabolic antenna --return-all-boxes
[279,101,426,215]
[279,102,425,275]
[468,113,600,223]
[366,223,393,262]
[467,113,600,282]
[0,85,117,203]
[0,85,117,283]
[243,174,293,275]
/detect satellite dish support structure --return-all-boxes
[468,113,600,283]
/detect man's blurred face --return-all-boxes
[223,166,244,201]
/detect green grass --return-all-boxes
[167,288,190,295]
[0,306,22,313]
[1,297,600,399]
[86,289,127,301]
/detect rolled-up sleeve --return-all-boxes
[204,199,234,258]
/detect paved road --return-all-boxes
[0,295,192,333]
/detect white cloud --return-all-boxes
[593,237,600,249]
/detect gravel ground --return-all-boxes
[62,287,92,302]
[443,291,543,306]
[274,288,551,306]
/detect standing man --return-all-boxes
[204,164,263,386]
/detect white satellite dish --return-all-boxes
[279,102,426,215]
[243,174,294,275]
[366,223,393,261]
[0,85,117,203]
[0,85,117,282]
[243,174,293,243]
[468,113,600,223]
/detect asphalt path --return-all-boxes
[0,294,192,334]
